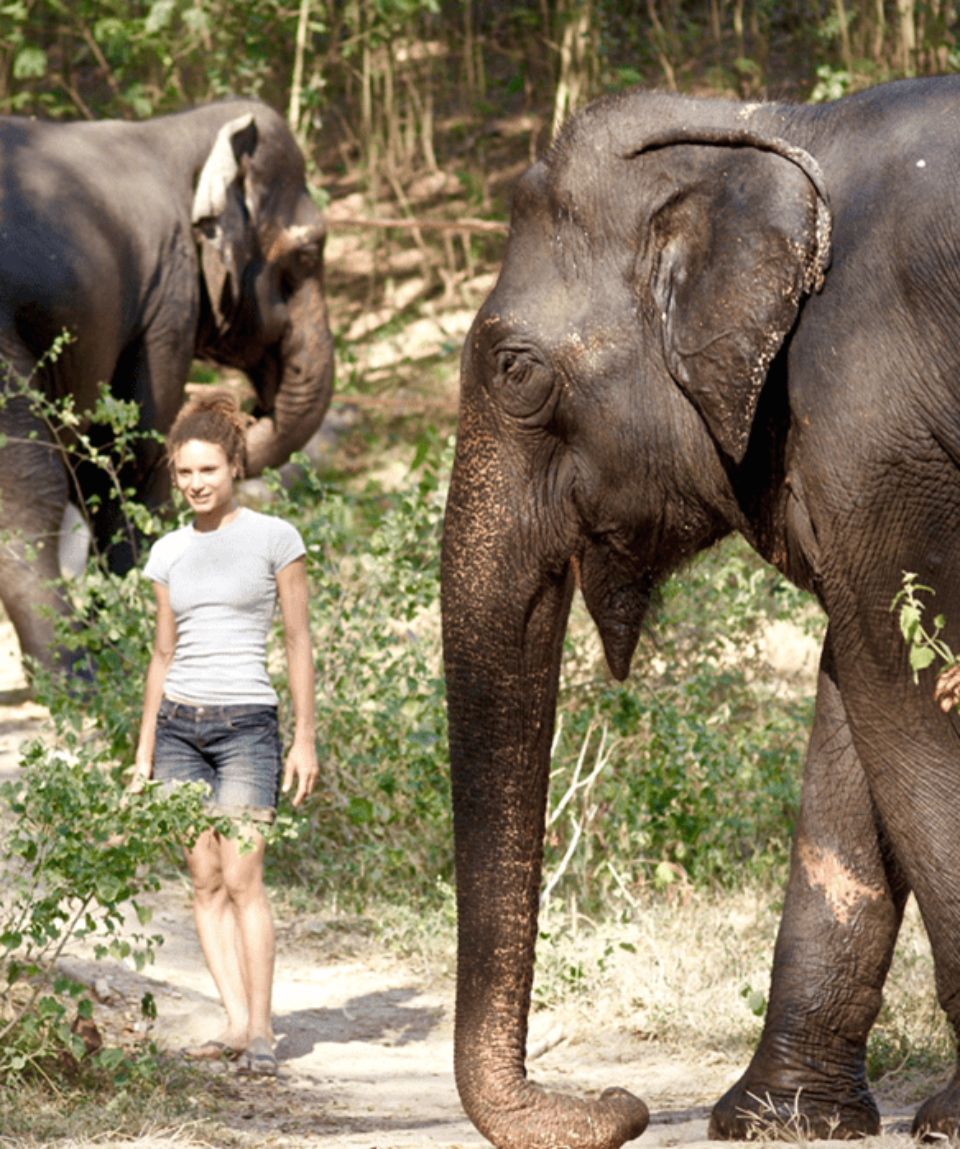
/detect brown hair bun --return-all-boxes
[166,390,248,479]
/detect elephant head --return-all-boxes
[0,99,335,678]
[441,93,832,1149]
[190,107,334,474]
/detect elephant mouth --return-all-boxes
[575,536,654,681]
[249,347,282,417]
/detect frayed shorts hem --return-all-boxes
[207,802,277,825]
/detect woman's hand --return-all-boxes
[283,737,319,807]
[128,754,154,795]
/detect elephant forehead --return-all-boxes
[480,259,629,343]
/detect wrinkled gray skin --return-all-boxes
[442,75,960,1149]
[0,99,333,670]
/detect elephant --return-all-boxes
[441,74,960,1148]
[0,98,334,670]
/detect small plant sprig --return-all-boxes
[0,344,165,572]
[891,571,957,682]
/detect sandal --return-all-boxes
[182,1039,243,1061]
[237,1042,278,1077]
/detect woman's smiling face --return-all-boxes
[173,439,237,527]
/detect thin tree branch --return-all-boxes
[331,214,507,235]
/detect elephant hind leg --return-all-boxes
[913,1077,960,1140]
[710,638,906,1141]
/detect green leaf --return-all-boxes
[910,646,936,673]
[12,45,45,79]
[348,796,374,825]
[144,0,177,34]
[746,989,767,1017]
[899,604,921,642]
[93,17,125,40]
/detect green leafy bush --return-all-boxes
[0,370,168,760]
[0,739,209,1081]
[7,369,453,912]
[258,435,451,906]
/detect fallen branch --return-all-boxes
[330,214,508,236]
[527,1022,567,1060]
[540,720,616,912]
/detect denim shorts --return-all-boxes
[153,697,282,823]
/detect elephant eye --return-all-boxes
[276,243,322,298]
[292,242,322,269]
[495,348,556,423]
[276,249,310,298]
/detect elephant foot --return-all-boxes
[468,1080,649,1149]
[913,1080,960,1140]
[709,1069,880,1141]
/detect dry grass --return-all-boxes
[531,885,779,1055]
[531,887,947,1071]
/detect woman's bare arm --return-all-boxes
[132,582,177,790]
[277,556,318,806]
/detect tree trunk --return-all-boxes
[287,0,311,146]
[833,0,854,74]
[898,0,917,74]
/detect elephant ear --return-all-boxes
[191,113,259,330]
[646,141,830,463]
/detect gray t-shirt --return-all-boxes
[144,507,306,706]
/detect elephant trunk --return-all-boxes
[441,439,649,1149]
[245,275,334,475]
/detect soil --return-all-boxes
[0,615,919,1149]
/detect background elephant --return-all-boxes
[442,75,960,1148]
[0,99,333,670]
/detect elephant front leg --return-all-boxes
[0,393,75,672]
[710,641,907,1141]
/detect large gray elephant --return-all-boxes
[0,99,333,669]
[442,75,960,1148]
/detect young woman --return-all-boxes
[133,391,318,1076]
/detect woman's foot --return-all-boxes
[182,1036,245,1061]
[237,1036,278,1076]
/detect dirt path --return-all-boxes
[0,624,916,1148]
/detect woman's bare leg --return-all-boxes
[186,828,252,1049]
[219,827,275,1045]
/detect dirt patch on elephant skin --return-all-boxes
[799,839,885,926]
[0,614,931,1149]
